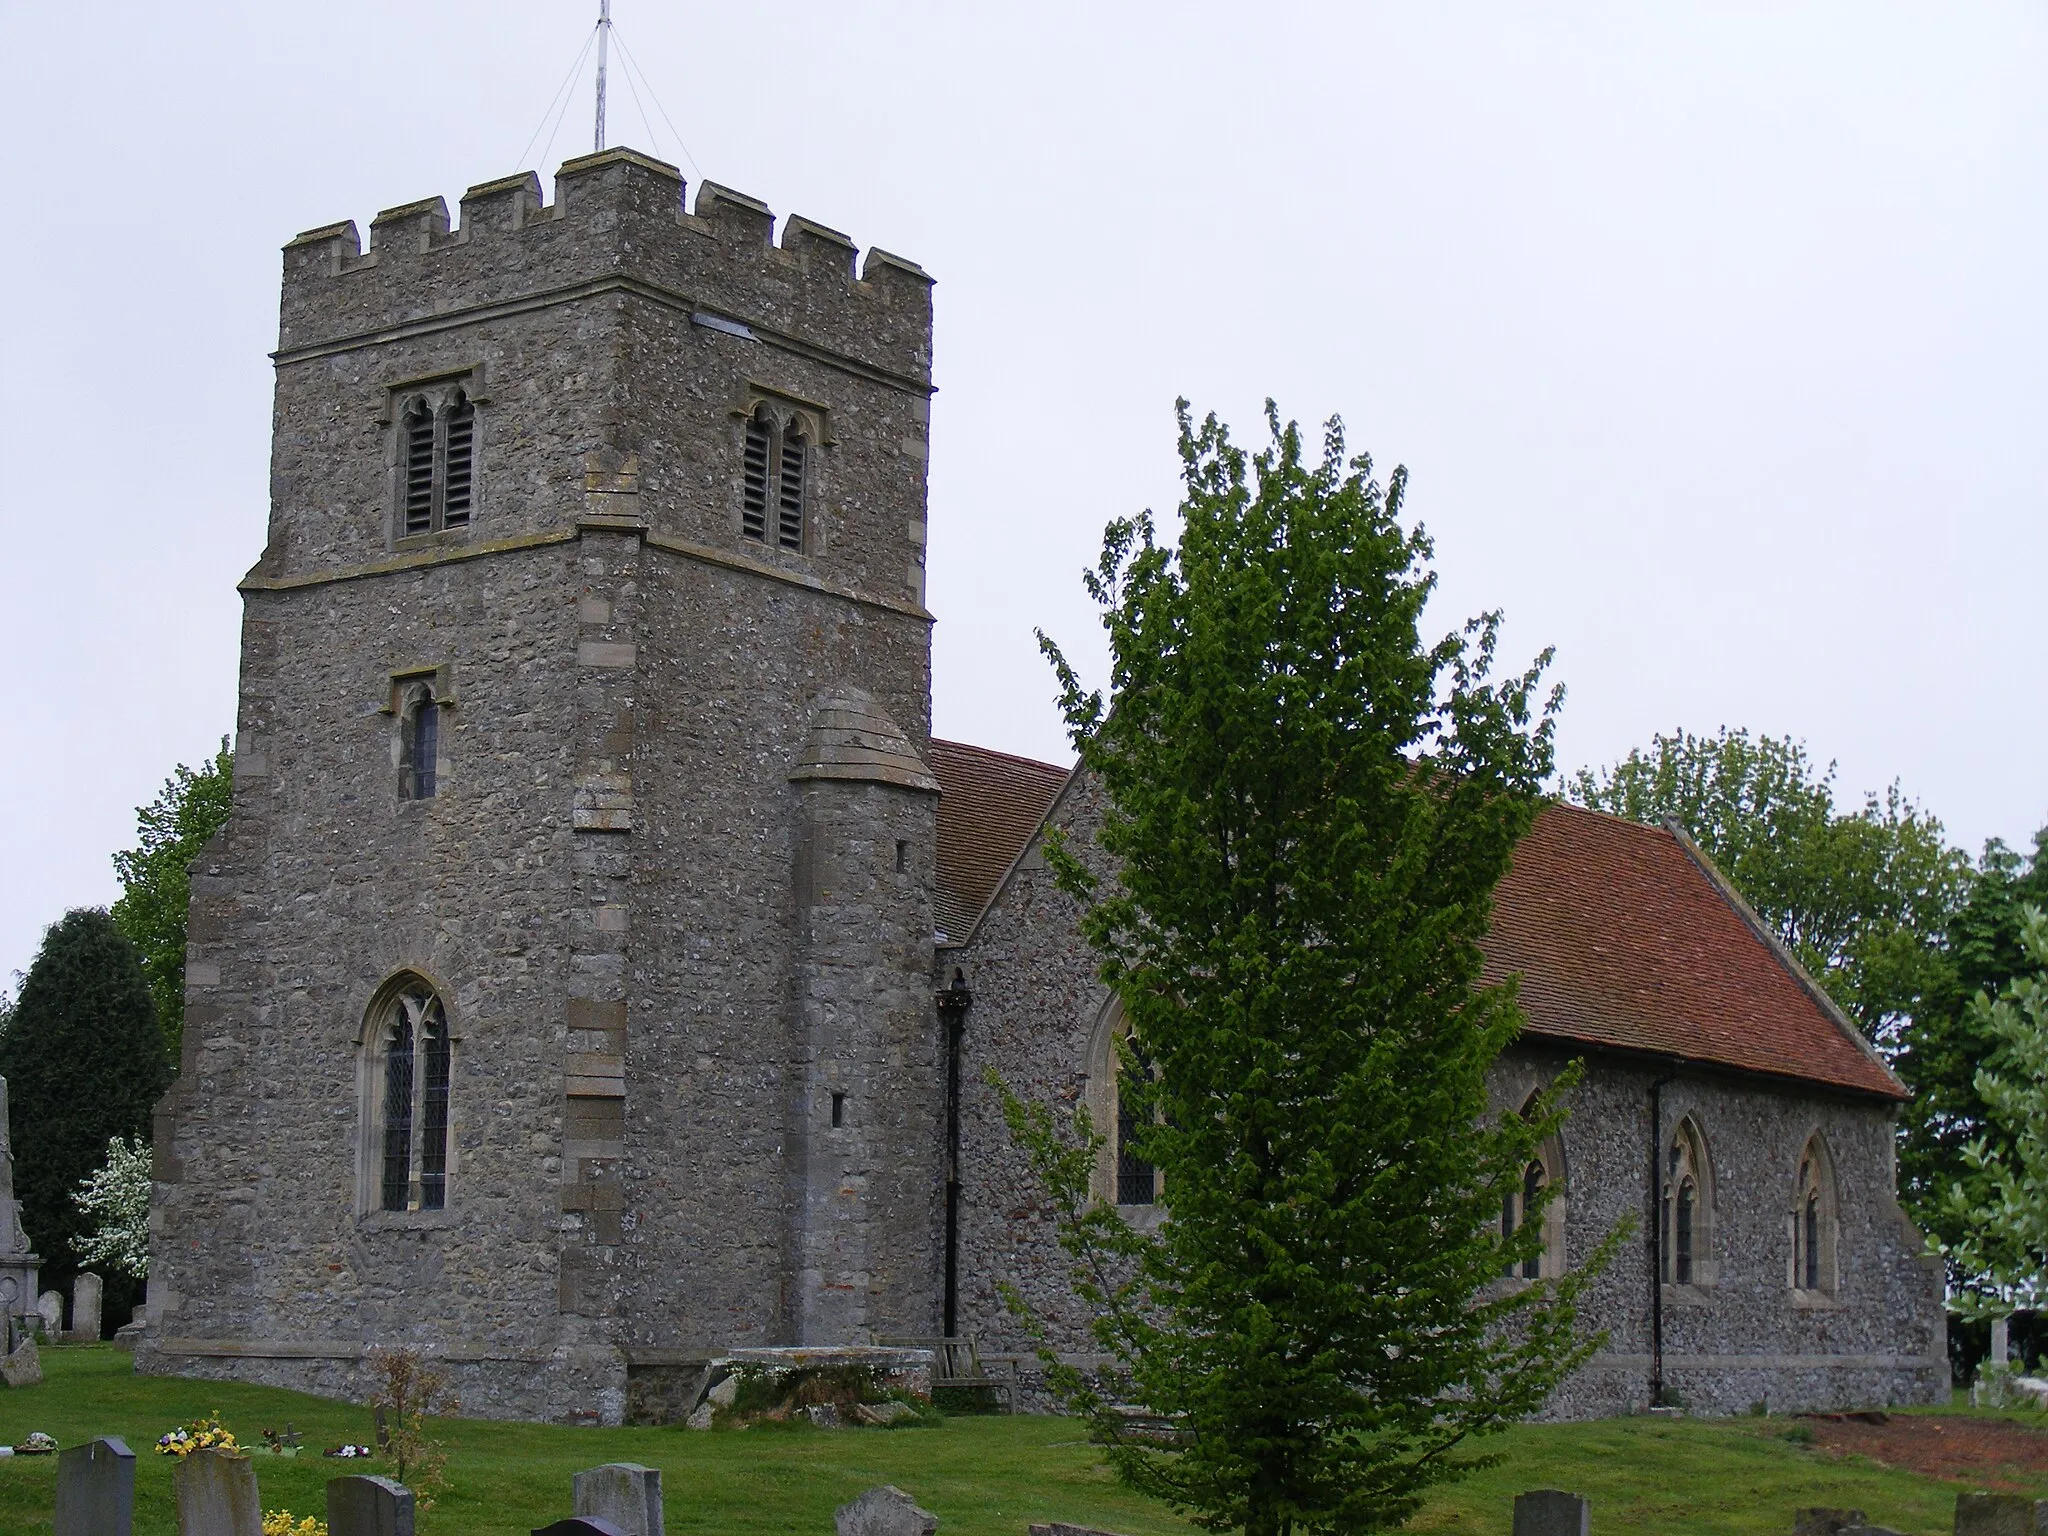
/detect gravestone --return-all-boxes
[1,1335,41,1387]
[70,1273,102,1341]
[327,1473,414,1536]
[836,1486,940,1536]
[533,1521,629,1536]
[36,1290,61,1339]
[1513,1489,1590,1536]
[573,1462,663,1536]
[54,1436,135,1536]
[1030,1525,1132,1536]
[174,1447,262,1536]
[1955,1492,2048,1536]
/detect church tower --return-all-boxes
[141,150,943,1422]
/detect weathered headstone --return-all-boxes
[1512,1489,1590,1536]
[174,1447,262,1536]
[533,1521,629,1536]
[854,1400,916,1426]
[836,1486,940,1536]
[2,1335,42,1387]
[69,1273,102,1341]
[36,1290,62,1339]
[327,1473,414,1536]
[54,1436,135,1536]
[1955,1492,2048,1536]
[573,1463,663,1536]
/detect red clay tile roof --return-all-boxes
[929,738,1070,941]
[1484,801,1903,1099]
[931,747,1904,1101]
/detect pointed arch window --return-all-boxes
[1500,1096,1566,1281]
[1661,1117,1715,1287]
[740,406,807,552]
[1115,1042,1158,1208]
[370,981,452,1213]
[1791,1135,1838,1296]
[395,387,479,538]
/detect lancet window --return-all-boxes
[371,981,452,1213]
[1791,1134,1838,1295]
[397,388,477,537]
[741,405,807,552]
[1661,1116,1714,1287]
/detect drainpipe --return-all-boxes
[1648,1062,1679,1407]
[937,970,973,1338]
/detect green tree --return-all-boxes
[111,739,234,1062]
[1937,906,2048,1313]
[1898,830,2048,1281]
[1011,403,1616,1536]
[0,910,171,1308]
[1567,728,1969,1036]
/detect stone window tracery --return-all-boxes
[1661,1116,1715,1287]
[367,980,452,1213]
[1791,1133,1838,1296]
[740,404,809,552]
[396,386,478,538]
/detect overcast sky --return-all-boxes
[1,2,2042,988]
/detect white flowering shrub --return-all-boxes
[72,1135,151,1279]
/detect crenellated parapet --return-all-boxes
[277,147,932,386]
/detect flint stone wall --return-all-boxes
[945,771,1949,1419]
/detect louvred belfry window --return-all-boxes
[375,982,453,1213]
[740,407,809,552]
[395,389,480,537]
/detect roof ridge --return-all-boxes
[929,736,1070,778]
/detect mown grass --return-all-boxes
[0,1345,2027,1535]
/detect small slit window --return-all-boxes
[740,407,808,552]
[394,387,480,537]
[370,980,453,1213]
[401,685,440,800]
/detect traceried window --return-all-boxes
[400,684,440,800]
[1499,1096,1566,1281]
[1791,1134,1838,1295]
[397,388,477,537]
[1661,1116,1714,1287]
[741,406,806,552]
[370,981,452,1212]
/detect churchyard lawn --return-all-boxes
[0,1345,2033,1535]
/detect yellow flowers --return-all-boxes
[154,1411,240,1457]
[261,1513,327,1536]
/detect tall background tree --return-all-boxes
[1899,830,2048,1283]
[0,909,171,1334]
[1014,403,1613,1536]
[111,739,233,1063]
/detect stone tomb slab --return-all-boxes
[328,1474,415,1536]
[837,1485,940,1536]
[54,1436,135,1536]
[174,1447,262,1536]
[573,1462,663,1536]
[1956,1493,2048,1536]
[1512,1489,1590,1536]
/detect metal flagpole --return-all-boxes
[594,0,612,152]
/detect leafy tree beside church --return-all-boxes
[111,739,234,1062]
[1011,403,1615,1536]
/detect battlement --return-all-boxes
[277,148,933,385]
